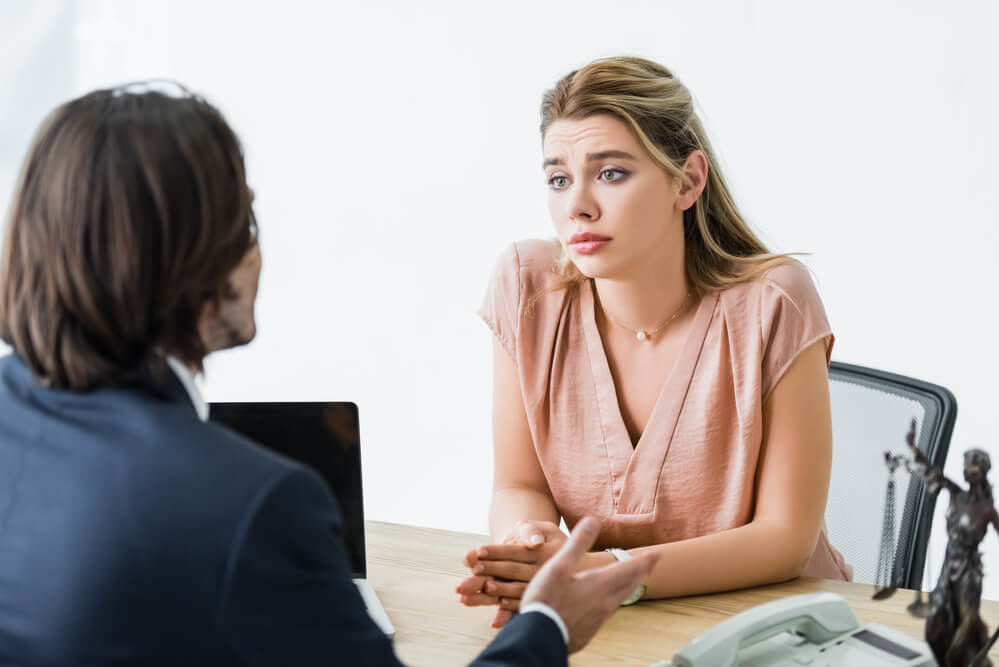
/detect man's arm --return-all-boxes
[217,468,400,666]
[217,467,571,666]
[472,612,567,667]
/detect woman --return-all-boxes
[457,57,850,628]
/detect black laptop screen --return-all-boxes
[209,402,367,577]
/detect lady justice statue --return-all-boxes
[881,420,998,667]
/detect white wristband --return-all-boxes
[605,548,647,605]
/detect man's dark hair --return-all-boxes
[0,83,256,390]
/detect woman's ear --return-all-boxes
[676,150,708,211]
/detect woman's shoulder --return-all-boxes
[720,258,823,312]
[720,259,833,396]
[488,238,564,292]
[480,239,569,356]
[760,258,819,292]
[512,238,561,273]
[715,258,831,345]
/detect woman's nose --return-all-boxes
[567,183,599,222]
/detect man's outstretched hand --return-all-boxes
[521,517,659,653]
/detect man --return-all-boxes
[0,85,657,665]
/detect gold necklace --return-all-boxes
[603,292,691,342]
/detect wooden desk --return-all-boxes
[367,521,999,666]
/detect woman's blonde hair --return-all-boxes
[540,56,790,295]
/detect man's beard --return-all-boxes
[201,307,256,354]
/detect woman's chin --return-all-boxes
[569,256,622,280]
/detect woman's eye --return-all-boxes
[600,169,628,182]
[548,175,569,190]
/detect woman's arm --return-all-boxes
[455,338,562,626]
[473,339,834,600]
[608,339,833,597]
[488,337,560,541]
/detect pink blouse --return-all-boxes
[480,239,850,581]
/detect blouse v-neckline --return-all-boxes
[579,279,719,515]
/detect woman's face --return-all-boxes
[543,114,682,280]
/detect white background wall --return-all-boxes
[2,0,998,597]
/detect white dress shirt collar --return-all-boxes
[164,355,209,422]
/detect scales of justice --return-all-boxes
[877,419,999,666]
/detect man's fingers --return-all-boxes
[548,517,599,568]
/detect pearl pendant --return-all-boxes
[636,331,648,341]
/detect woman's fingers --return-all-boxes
[483,579,528,599]
[499,597,521,612]
[475,544,540,563]
[491,607,515,629]
[454,574,491,595]
[474,559,537,582]
[459,592,500,606]
[514,521,546,547]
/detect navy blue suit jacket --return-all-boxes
[0,355,566,666]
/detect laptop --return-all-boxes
[209,401,395,638]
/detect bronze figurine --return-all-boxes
[879,419,998,667]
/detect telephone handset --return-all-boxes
[651,592,935,667]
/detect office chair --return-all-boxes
[825,361,956,590]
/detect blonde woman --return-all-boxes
[457,57,850,628]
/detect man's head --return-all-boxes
[0,82,259,390]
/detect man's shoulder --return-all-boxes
[0,358,320,662]
[144,407,305,508]
[0,356,306,521]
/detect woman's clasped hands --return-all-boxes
[456,520,567,628]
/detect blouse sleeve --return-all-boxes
[759,261,835,400]
[478,243,522,360]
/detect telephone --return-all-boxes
[651,592,935,667]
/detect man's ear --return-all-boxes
[676,150,708,212]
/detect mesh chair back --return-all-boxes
[825,362,956,589]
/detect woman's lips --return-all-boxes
[568,233,612,255]
[570,240,611,254]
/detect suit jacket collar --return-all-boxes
[1,353,199,418]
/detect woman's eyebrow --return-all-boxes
[543,150,636,169]
[586,150,636,161]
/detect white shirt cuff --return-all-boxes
[520,601,569,646]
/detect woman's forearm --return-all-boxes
[488,486,560,542]
[588,519,816,599]
[602,343,834,600]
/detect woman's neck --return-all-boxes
[592,246,689,333]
